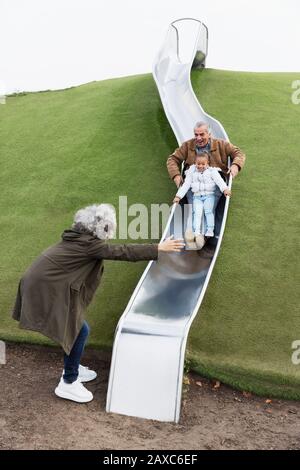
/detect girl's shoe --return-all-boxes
[184,229,195,243]
[195,234,205,250]
[184,229,198,250]
[205,230,214,237]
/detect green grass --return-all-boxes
[1,69,300,399]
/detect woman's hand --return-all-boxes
[224,189,232,197]
[173,196,181,204]
[158,235,185,252]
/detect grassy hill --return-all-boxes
[1,69,299,399]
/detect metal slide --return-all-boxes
[106,18,232,422]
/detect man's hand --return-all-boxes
[223,189,231,197]
[173,175,183,188]
[228,164,239,179]
[173,196,181,204]
[158,235,185,252]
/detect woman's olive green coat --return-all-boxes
[12,230,158,354]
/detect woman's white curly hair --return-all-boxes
[72,204,116,240]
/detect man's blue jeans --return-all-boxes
[192,194,216,235]
[63,321,90,384]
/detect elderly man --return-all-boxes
[12,204,184,404]
[167,121,246,187]
[167,121,246,247]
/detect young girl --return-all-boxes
[173,152,231,248]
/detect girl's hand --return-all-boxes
[173,196,181,204]
[224,189,231,197]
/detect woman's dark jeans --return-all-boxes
[63,321,90,384]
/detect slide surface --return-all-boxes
[106,18,231,422]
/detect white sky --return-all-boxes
[1,0,299,94]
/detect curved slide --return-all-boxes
[106,18,232,422]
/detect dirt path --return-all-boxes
[0,342,299,450]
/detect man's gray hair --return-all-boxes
[72,203,116,240]
[194,121,210,131]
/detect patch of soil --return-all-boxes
[0,343,299,450]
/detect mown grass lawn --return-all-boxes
[0,69,299,398]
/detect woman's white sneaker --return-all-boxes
[78,364,97,383]
[55,378,93,403]
[62,364,97,383]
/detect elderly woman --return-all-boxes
[12,204,184,403]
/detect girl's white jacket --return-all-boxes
[176,165,228,199]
